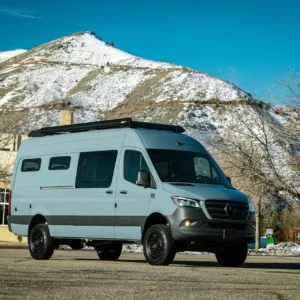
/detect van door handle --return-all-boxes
[120,190,128,194]
[106,190,113,194]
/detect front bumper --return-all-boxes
[167,207,255,244]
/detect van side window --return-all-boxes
[49,156,71,170]
[21,158,41,172]
[76,150,117,188]
[124,150,149,184]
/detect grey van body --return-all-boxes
[8,119,255,266]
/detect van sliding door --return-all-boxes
[48,150,118,239]
[115,148,152,240]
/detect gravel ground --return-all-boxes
[0,249,299,300]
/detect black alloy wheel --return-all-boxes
[143,224,176,266]
[29,224,55,260]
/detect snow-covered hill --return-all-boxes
[0,31,248,112]
[0,49,27,63]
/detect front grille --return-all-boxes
[205,200,249,220]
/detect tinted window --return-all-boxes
[76,150,117,188]
[147,149,229,185]
[49,156,71,170]
[124,150,149,184]
[21,158,41,172]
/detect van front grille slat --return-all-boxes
[205,200,249,220]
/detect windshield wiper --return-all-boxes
[169,182,195,186]
[165,180,192,183]
[202,182,224,185]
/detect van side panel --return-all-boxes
[10,130,126,239]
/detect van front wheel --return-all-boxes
[29,224,54,260]
[143,224,176,266]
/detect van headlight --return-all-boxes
[248,198,255,212]
[172,196,200,208]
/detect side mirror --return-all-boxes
[136,170,150,187]
[226,176,232,185]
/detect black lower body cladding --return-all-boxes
[167,207,255,243]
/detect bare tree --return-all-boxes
[267,66,300,109]
[214,98,300,249]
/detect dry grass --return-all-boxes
[123,70,171,105]
[102,101,184,123]
[67,68,103,97]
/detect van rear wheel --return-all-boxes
[215,244,248,267]
[143,224,176,266]
[96,243,122,261]
[29,224,54,260]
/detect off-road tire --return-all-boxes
[96,243,122,261]
[215,244,248,267]
[143,224,176,266]
[29,224,55,260]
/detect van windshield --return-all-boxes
[147,149,230,186]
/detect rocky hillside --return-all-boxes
[0,31,299,200]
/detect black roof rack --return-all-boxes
[28,118,185,137]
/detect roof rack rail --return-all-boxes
[28,118,185,137]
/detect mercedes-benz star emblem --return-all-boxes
[225,203,236,217]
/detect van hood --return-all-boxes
[162,182,248,202]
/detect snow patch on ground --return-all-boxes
[249,242,300,256]
[122,244,143,253]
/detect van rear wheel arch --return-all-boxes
[28,214,48,236]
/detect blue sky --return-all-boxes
[0,0,299,99]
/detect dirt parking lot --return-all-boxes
[0,249,299,300]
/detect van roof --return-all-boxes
[19,127,206,158]
[28,118,185,138]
